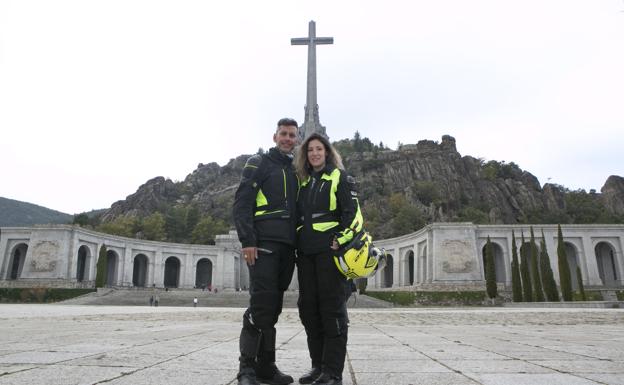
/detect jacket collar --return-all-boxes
[268,147,293,165]
[310,163,336,178]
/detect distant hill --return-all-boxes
[0,197,73,227]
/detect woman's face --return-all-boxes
[307,139,326,171]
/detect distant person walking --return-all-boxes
[193,297,198,307]
[154,295,159,307]
[149,295,154,306]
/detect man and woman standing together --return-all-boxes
[233,118,361,385]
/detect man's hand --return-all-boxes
[242,247,258,266]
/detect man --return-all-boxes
[233,118,299,385]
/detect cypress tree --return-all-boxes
[510,231,523,302]
[529,227,545,302]
[576,266,587,301]
[520,231,533,302]
[539,230,560,301]
[557,224,573,301]
[95,244,108,288]
[485,236,497,299]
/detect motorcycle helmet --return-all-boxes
[333,231,386,279]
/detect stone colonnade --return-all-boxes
[367,223,624,290]
[1,223,623,291]
[0,225,247,290]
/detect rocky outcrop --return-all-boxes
[100,136,623,231]
[601,175,624,216]
[101,177,179,222]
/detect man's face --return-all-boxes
[273,125,298,154]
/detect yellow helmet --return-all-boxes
[333,231,386,279]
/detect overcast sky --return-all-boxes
[1,0,623,214]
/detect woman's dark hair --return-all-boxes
[295,133,344,179]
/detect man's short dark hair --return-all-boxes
[277,118,298,128]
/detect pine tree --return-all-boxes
[529,227,544,301]
[576,266,587,301]
[485,237,497,299]
[539,230,560,301]
[557,224,573,301]
[95,244,108,288]
[510,231,523,302]
[520,231,533,302]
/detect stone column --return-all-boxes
[427,232,434,283]
[504,233,513,287]
[615,235,624,285]
[391,248,399,288]
[154,250,163,288]
[122,246,133,287]
[67,229,79,280]
[0,234,10,280]
[147,251,155,288]
[215,251,225,289]
[90,243,100,283]
[183,252,194,288]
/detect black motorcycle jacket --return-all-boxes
[297,164,363,255]
[233,147,299,248]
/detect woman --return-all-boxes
[295,133,363,385]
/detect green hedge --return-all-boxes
[0,288,95,303]
[366,291,415,305]
[572,290,603,301]
[617,291,624,301]
[366,290,487,306]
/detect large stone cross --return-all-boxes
[291,20,333,140]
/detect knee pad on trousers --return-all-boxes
[321,316,348,338]
[249,290,280,329]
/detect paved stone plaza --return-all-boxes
[0,305,623,385]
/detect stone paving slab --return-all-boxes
[0,305,622,385]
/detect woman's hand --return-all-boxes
[330,239,339,250]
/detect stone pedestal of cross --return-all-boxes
[291,20,333,140]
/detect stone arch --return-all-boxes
[164,256,181,288]
[564,242,580,290]
[407,250,415,285]
[195,258,213,289]
[481,242,506,283]
[8,243,28,280]
[76,245,90,282]
[595,242,618,287]
[132,254,149,287]
[382,254,394,288]
[418,246,427,284]
[106,250,119,286]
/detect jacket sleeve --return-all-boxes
[335,171,364,246]
[233,155,262,248]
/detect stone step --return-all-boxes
[57,288,393,308]
[601,290,618,301]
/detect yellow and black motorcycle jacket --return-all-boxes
[297,164,363,255]
[233,147,299,248]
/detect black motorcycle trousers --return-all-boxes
[297,250,349,379]
[238,241,295,377]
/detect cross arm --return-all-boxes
[291,37,334,45]
[315,37,333,44]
